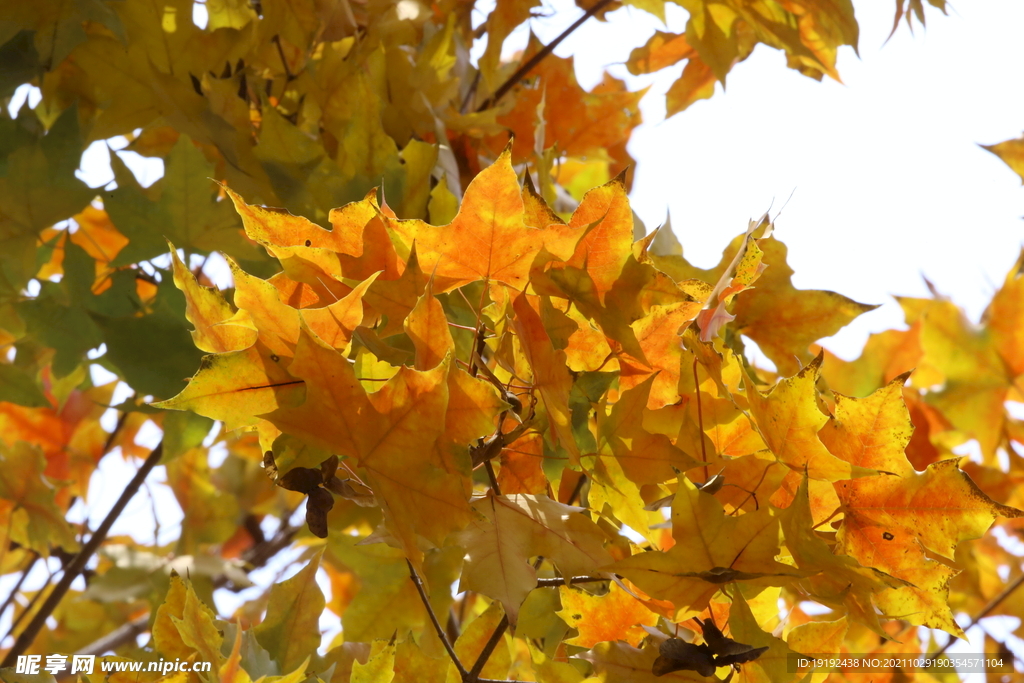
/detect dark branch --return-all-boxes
[1,443,165,667]
[407,559,468,679]
[477,0,619,112]
[0,551,37,623]
[929,569,1024,660]
[467,614,509,682]
[485,459,502,495]
[566,474,587,506]
[54,519,301,675]
[535,576,609,587]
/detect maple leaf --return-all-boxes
[512,293,581,463]
[266,326,473,563]
[627,31,717,115]
[821,374,1023,635]
[557,582,659,647]
[169,246,257,354]
[153,572,222,666]
[493,34,643,176]
[447,601,512,682]
[611,477,802,619]
[478,0,541,88]
[732,238,878,375]
[454,492,612,624]
[6,0,1022,671]
[0,440,79,554]
[556,173,635,299]
[892,254,1024,462]
[778,477,910,637]
[983,134,1024,183]
[387,147,568,293]
[596,375,699,485]
[254,550,326,673]
[155,340,306,431]
[747,353,875,481]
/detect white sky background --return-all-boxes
[4,0,1024,671]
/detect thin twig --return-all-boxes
[467,615,508,681]
[446,606,461,644]
[0,552,38,631]
[271,35,295,81]
[0,552,37,616]
[460,70,482,113]
[566,474,587,506]
[407,559,467,679]
[535,576,608,587]
[70,614,149,659]
[102,405,131,454]
[929,570,1024,660]
[55,520,301,672]
[4,572,49,641]
[485,459,502,494]
[477,0,618,112]
[1,443,165,667]
[693,357,709,481]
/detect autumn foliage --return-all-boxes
[3,0,1024,681]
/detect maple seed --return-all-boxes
[654,620,769,676]
[278,467,323,493]
[653,639,716,677]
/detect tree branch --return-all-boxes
[52,519,301,676]
[477,0,619,112]
[535,576,608,587]
[408,559,468,679]
[467,615,508,682]
[0,551,38,627]
[928,569,1024,660]
[1,443,165,667]
[72,614,149,658]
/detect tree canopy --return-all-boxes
[2,0,1024,681]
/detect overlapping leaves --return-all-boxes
[144,149,1023,681]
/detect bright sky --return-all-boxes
[489,0,1024,361]
[4,0,1023,669]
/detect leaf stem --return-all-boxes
[407,559,468,679]
[1,442,165,667]
[477,0,619,112]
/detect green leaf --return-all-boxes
[0,363,48,408]
[17,282,104,377]
[94,275,204,398]
[0,31,39,99]
[162,410,214,462]
[108,135,250,266]
[254,549,326,673]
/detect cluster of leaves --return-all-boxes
[1,0,1023,681]
[129,147,1024,682]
